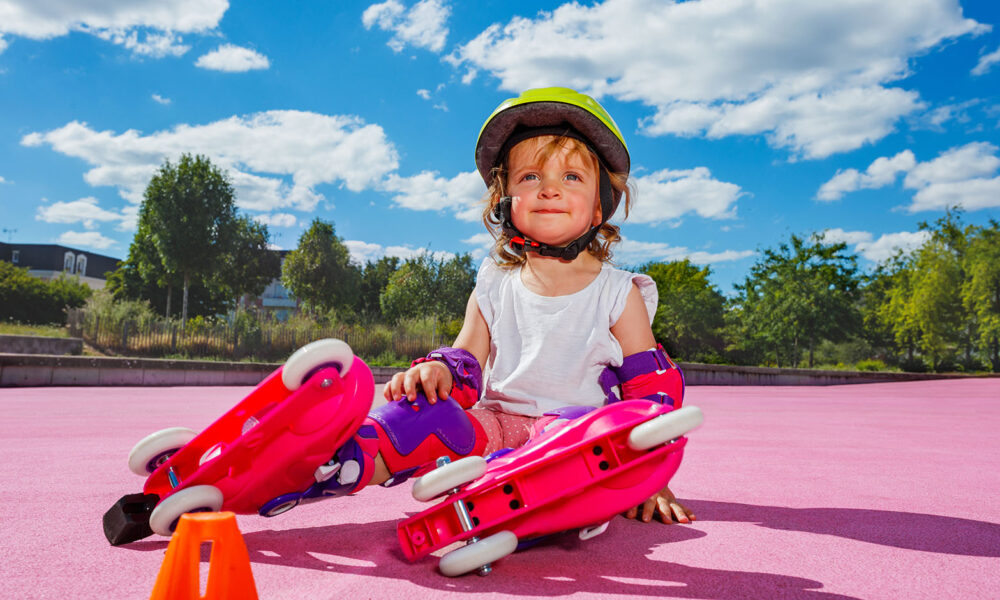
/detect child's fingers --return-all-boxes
[624,506,638,519]
[640,497,657,522]
[384,372,404,401]
[422,369,440,403]
[403,369,422,401]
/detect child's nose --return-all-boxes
[538,177,561,198]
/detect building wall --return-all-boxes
[0,242,120,290]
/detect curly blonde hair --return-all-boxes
[481,135,632,268]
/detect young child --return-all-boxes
[323,87,694,525]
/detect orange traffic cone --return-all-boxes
[149,512,259,600]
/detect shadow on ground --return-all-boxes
[697,500,1000,557]
[117,500,1000,598]
[235,516,855,599]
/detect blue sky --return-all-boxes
[1,0,999,293]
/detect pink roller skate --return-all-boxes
[397,401,704,576]
[103,339,374,545]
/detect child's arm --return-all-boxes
[611,283,696,524]
[384,293,490,404]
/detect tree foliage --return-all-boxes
[0,261,91,324]
[640,260,726,362]
[731,234,861,367]
[141,154,240,326]
[221,216,282,306]
[357,256,400,320]
[963,220,1000,371]
[281,218,361,315]
[109,155,274,321]
[380,253,476,323]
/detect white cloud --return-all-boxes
[0,175,7,184]
[381,170,484,221]
[909,176,1000,213]
[0,34,8,54]
[902,142,1000,189]
[615,238,754,266]
[36,197,126,229]
[820,228,930,262]
[56,230,117,250]
[855,231,931,263]
[96,29,190,58]
[344,239,454,265]
[195,44,270,72]
[461,232,495,260]
[449,0,986,159]
[417,89,431,100]
[817,142,1000,212]
[817,150,916,201]
[911,100,980,131]
[631,167,743,223]
[0,0,227,56]
[22,110,400,217]
[253,212,297,228]
[151,93,171,105]
[362,0,450,53]
[972,45,1000,76]
[819,228,873,247]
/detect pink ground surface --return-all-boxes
[2,379,998,600]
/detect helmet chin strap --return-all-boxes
[494,167,615,261]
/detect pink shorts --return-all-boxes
[467,408,545,456]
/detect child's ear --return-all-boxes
[592,197,602,227]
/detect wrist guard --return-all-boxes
[411,347,482,409]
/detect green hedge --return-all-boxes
[0,261,92,324]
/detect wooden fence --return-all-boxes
[66,309,440,363]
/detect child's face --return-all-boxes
[505,136,601,249]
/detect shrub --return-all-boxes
[0,261,91,324]
[855,359,888,372]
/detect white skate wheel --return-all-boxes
[127,427,198,476]
[439,530,518,577]
[627,406,704,451]
[149,485,224,536]
[411,456,488,502]
[282,338,353,391]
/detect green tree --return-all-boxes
[731,233,862,368]
[908,237,965,369]
[962,220,1000,371]
[639,260,726,362]
[142,154,239,328]
[380,253,476,323]
[221,216,282,308]
[356,256,400,320]
[281,218,361,315]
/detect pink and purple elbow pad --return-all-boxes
[600,344,685,408]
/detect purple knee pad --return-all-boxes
[367,389,488,484]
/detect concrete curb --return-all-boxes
[2,352,990,387]
[0,353,405,387]
[0,334,83,356]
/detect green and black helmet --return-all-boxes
[475,87,630,260]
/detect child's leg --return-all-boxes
[466,408,538,455]
[314,390,490,496]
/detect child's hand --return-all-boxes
[624,484,695,524]
[384,361,453,404]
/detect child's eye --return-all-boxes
[565,173,582,182]
[522,173,539,182]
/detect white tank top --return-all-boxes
[474,258,658,416]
